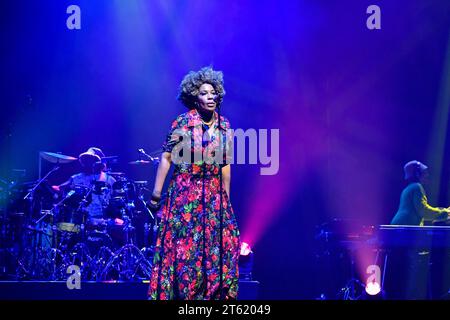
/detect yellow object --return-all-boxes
[57,222,80,233]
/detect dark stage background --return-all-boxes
[1,0,450,299]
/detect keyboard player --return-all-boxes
[391,160,450,226]
[386,160,450,299]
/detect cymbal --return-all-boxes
[101,156,119,164]
[133,181,148,187]
[40,151,78,164]
[109,172,126,176]
[128,160,151,165]
[109,172,126,178]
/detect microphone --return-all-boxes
[138,148,159,161]
[51,166,61,173]
[54,189,75,207]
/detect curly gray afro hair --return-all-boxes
[177,67,226,109]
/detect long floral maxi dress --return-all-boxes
[148,109,240,300]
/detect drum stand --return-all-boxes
[139,221,157,261]
[67,191,94,280]
[17,166,59,280]
[0,202,14,279]
[124,180,157,263]
[90,245,114,281]
[136,195,158,258]
[39,219,69,281]
[16,222,66,280]
[100,216,152,281]
[33,198,82,280]
[337,241,366,300]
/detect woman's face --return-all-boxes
[196,83,217,113]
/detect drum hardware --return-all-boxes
[135,194,154,221]
[20,165,60,228]
[34,209,54,226]
[74,185,93,214]
[315,219,377,300]
[99,156,119,165]
[127,149,159,166]
[17,180,87,280]
[38,188,84,233]
[68,241,92,279]
[99,214,152,281]
[128,160,151,165]
[24,165,60,202]
[89,245,114,280]
[134,180,150,189]
[131,179,158,252]
[92,180,109,196]
[108,172,126,180]
[99,242,152,281]
[139,222,156,261]
[39,151,78,164]
[86,229,112,255]
[38,151,76,181]
[137,148,160,163]
[2,152,160,282]
[135,195,158,254]
[15,223,69,280]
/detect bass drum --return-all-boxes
[86,230,112,257]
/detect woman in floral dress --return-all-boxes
[148,67,240,300]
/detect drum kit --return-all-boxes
[0,150,159,281]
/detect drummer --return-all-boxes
[52,147,117,226]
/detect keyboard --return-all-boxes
[374,225,450,248]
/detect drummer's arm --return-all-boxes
[52,178,72,192]
[151,152,172,202]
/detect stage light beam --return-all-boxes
[240,242,252,256]
[365,281,381,296]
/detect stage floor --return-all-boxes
[0,280,260,300]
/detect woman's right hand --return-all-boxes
[148,196,162,213]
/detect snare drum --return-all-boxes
[55,205,84,233]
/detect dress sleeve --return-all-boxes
[161,116,183,153]
[221,117,234,165]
